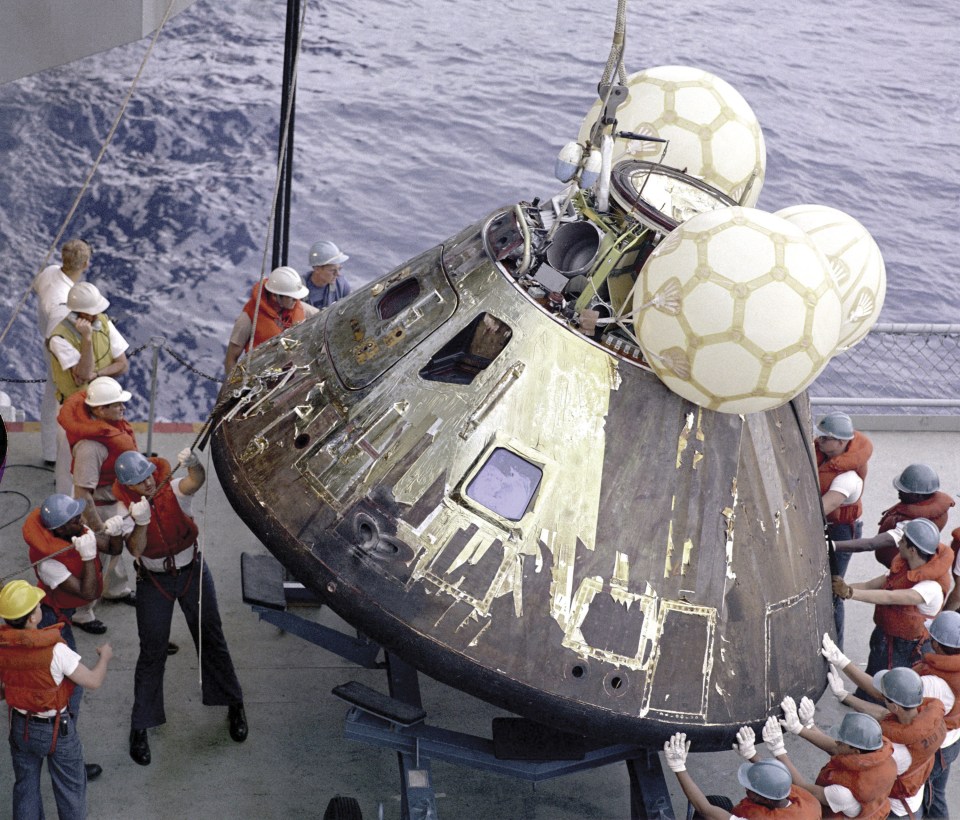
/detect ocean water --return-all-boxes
[0,0,958,422]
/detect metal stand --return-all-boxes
[241,552,677,820]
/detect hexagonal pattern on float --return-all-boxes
[577,65,766,207]
[633,206,843,414]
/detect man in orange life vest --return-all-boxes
[224,266,318,373]
[833,518,953,681]
[744,698,897,820]
[664,731,820,819]
[57,376,138,634]
[824,613,960,819]
[111,448,246,767]
[815,412,872,646]
[0,580,113,819]
[944,528,960,613]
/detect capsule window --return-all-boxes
[376,278,422,321]
[419,313,512,385]
[464,447,542,521]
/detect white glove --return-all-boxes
[72,531,98,561]
[780,696,804,735]
[102,515,124,537]
[822,632,851,670]
[798,696,816,729]
[130,498,151,526]
[664,733,689,773]
[178,447,199,468]
[733,726,757,761]
[827,664,849,702]
[763,715,786,757]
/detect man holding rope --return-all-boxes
[111,448,246,766]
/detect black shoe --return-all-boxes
[73,619,107,635]
[228,704,248,743]
[43,460,56,467]
[105,592,137,607]
[85,763,102,781]
[166,642,179,656]
[129,729,150,766]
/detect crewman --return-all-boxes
[47,281,129,495]
[874,464,955,568]
[0,580,113,819]
[815,411,872,644]
[304,240,352,310]
[111,449,246,766]
[753,699,897,819]
[58,376,139,633]
[664,731,820,818]
[945,528,960,612]
[224,266,318,373]
[824,613,960,819]
[833,518,952,677]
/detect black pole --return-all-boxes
[272,0,301,270]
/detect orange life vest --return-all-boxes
[913,652,960,731]
[881,698,947,800]
[874,543,953,641]
[241,281,306,349]
[58,389,138,488]
[814,740,897,820]
[0,624,76,714]
[730,786,821,819]
[875,492,956,567]
[23,508,103,611]
[817,431,872,524]
[112,458,198,562]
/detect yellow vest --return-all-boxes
[48,314,115,403]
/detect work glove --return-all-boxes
[177,447,199,468]
[102,515,124,537]
[73,531,98,561]
[780,696,804,735]
[663,733,689,772]
[821,633,851,670]
[733,726,757,761]
[798,696,816,729]
[827,664,849,702]
[130,498,151,526]
[832,575,853,599]
[763,715,786,757]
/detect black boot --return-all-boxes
[129,728,150,766]
[228,703,248,743]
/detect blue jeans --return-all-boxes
[8,710,87,820]
[828,520,862,648]
[132,558,243,729]
[37,606,82,721]
[925,740,960,819]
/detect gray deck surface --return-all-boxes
[1,425,958,819]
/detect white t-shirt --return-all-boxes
[14,641,81,717]
[921,673,960,748]
[117,478,197,572]
[888,742,925,816]
[33,265,74,339]
[48,316,128,370]
[822,783,861,816]
[827,470,863,505]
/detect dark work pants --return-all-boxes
[131,558,243,730]
[827,519,862,648]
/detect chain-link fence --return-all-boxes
[810,324,960,413]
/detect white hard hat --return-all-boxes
[264,266,309,300]
[85,376,132,406]
[309,240,348,267]
[65,282,109,315]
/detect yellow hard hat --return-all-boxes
[0,580,45,620]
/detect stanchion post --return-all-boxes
[145,335,166,456]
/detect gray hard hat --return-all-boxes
[815,412,855,441]
[902,518,940,556]
[114,450,156,486]
[737,759,792,801]
[873,667,923,708]
[309,240,348,267]
[893,463,940,494]
[829,712,883,751]
[930,610,960,649]
[40,494,86,530]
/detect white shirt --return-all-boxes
[14,642,81,717]
[33,264,74,339]
[921,673,960,748]
[823,783,861,816]
[827,470,863,505]
[888,742,925,816]
[48,316,128,369]
[117,478,197,572]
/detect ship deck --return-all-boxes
[1,423,958,819]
